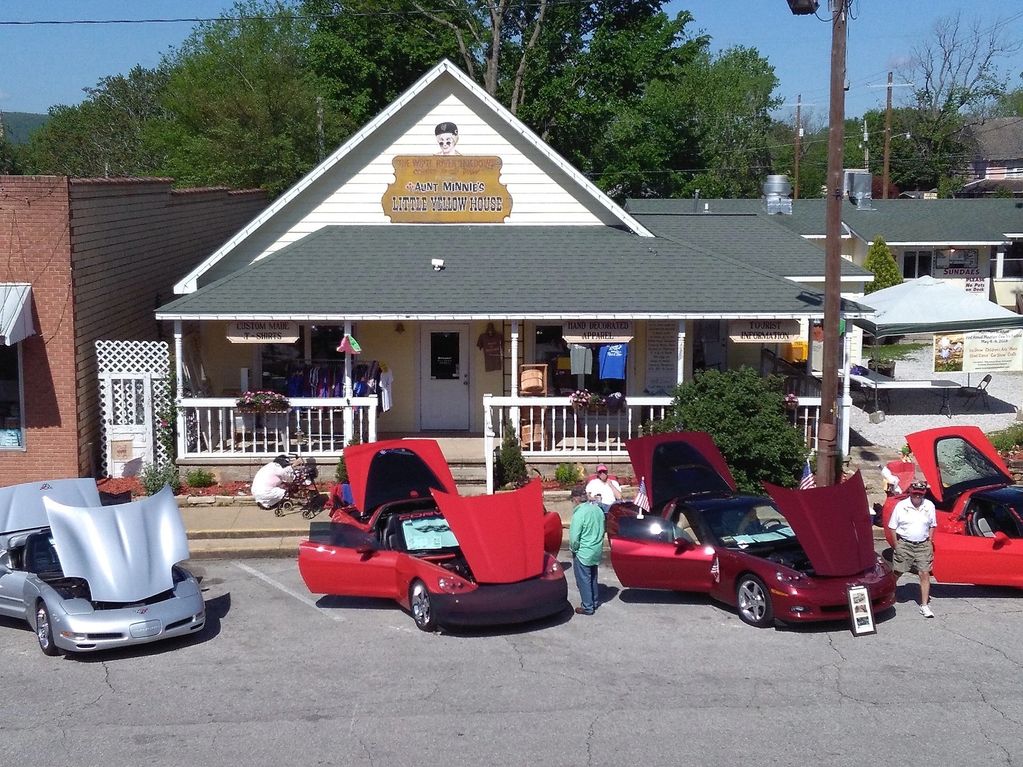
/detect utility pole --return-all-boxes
[818,0,848,487]
[882,71,893,198]
[793,95,802,200]
[861,118,869,169]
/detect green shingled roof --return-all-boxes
[157,225,867,319]
[632,211,869,278]
[627,197,1023,243]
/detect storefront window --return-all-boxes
[0,344,24,449]
[534,324,626,396]
[259,325,352,396]
[902,250,933,279]
[1002,242,1023,279]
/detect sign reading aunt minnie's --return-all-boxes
[381,122,512,223]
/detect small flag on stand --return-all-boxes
[634,476,650,517]
[799,460,816,490]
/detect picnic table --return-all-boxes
[815,369,961,417]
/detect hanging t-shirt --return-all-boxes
[476,331,503,372]
[570,344,592,375]
[599,344,628,380]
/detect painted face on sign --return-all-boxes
[436,132,459,155]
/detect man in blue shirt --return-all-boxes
[569,486,605,615]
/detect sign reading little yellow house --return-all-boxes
[382,156,512,223]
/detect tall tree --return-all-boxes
[895,11,1021,190]
[21,66,168,177]
[863,237,901,294]
[153,0,345,195]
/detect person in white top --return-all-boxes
[585,464,622,512]
[886,480,938,618]
[252,455,296,509]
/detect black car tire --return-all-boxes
[35,602,63,657]
[409,579,437,632]
[735,574,774,628]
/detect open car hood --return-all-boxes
[0,478,101,534]
[906,426,1012,505]
[625,433,736,509]
[431,481,544,584]
[346,439,458,516]
[763,471,876,577]
[42,486,190,603]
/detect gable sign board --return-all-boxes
[227,321,300,344]
[728,320,801,344]
[563,321,634,344]
[382,156,512,223]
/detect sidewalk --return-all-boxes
[181,482,888,560]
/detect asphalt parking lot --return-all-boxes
[4,556,1023,767]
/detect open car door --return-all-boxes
[609,514,714,593]
[299,527,402,600]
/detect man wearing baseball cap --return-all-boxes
[585,464,622,513]
[886,480,938,618]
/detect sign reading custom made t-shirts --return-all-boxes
[381,156,512,223]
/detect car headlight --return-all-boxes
[775,570,807,585]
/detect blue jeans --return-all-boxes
[573,556,599,613]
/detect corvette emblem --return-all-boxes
[136,607,149,615]
[39,483,53,490]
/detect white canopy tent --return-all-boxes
[854,276,1023,338]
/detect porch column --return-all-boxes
[676,321,686,385]
[510,320,520,436]
[343,320,353,443]
[840,325,851,457]
[173,320,185,460]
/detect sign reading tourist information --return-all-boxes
[382,156,512,223]
[728,319,801,343]
[227,321,300,343]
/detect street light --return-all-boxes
[790,0,847,486]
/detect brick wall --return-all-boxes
[0,176,78,483]
[0,175,267,485]
[69,179,267,477]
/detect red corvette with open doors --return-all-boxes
[881,426,1023,588]
[299,440,567,631]
[607,433,895,628]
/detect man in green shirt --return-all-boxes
[569,486,605,615]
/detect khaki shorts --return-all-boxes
[892,537,933,575]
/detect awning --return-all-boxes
[0,284,34,346]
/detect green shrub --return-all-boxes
[185,468,216,488]
[652,368,808,493]
[140,463,182,496]
[554,463,581,486]
[988,424,1023,453]
[335,435,362,484]
[494,419,528,488]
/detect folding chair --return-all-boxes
[960,374,992,411]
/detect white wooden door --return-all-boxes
[420,325,470,430]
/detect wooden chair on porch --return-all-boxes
[519,364,548,449]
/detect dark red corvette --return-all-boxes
[298,439,567,631]
[607,433,896,628]
[881,426,1023,588]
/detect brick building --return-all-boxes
[0,176,266,484]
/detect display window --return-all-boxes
[0,344,24,449]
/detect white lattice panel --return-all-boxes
[96,340,172,476]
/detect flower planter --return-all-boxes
[263,411,289,432]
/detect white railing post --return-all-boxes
[484,394,495,493]
[173,321,186,461]
[368,395,378,443]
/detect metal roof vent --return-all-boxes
[843,169,873,210]
[762,174,793,215]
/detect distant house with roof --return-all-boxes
[961,117,1023,197]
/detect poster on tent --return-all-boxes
[933,330,1023,373]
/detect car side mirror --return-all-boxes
[993,531,1010,549]
[673,537,692,551]
[356,545,375,558]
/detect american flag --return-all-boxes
[799,460,816,490]
[634,476,651,515]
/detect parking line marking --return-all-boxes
[232,561,343,622]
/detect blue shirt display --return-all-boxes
[598,343,627,379]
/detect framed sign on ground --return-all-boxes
[847,585,876,636]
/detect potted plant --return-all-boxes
[236,390,290,430]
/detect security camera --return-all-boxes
[431,258,445,271]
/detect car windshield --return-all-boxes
[698,501,795,549]
[401,517,459,552]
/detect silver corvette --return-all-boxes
[0,479,205,656]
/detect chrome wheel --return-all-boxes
[409,580,436,632]
[35,603,62,656]
[736,575,773,628]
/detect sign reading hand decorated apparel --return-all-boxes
[381,121,512,223]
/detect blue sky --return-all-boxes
[1,1,1021,118]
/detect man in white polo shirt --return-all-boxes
[886,480,938,618]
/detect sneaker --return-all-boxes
[919,604,934,618]
[574,606,594,616]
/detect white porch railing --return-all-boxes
[176,396,378,458]
[483,395,673,493]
